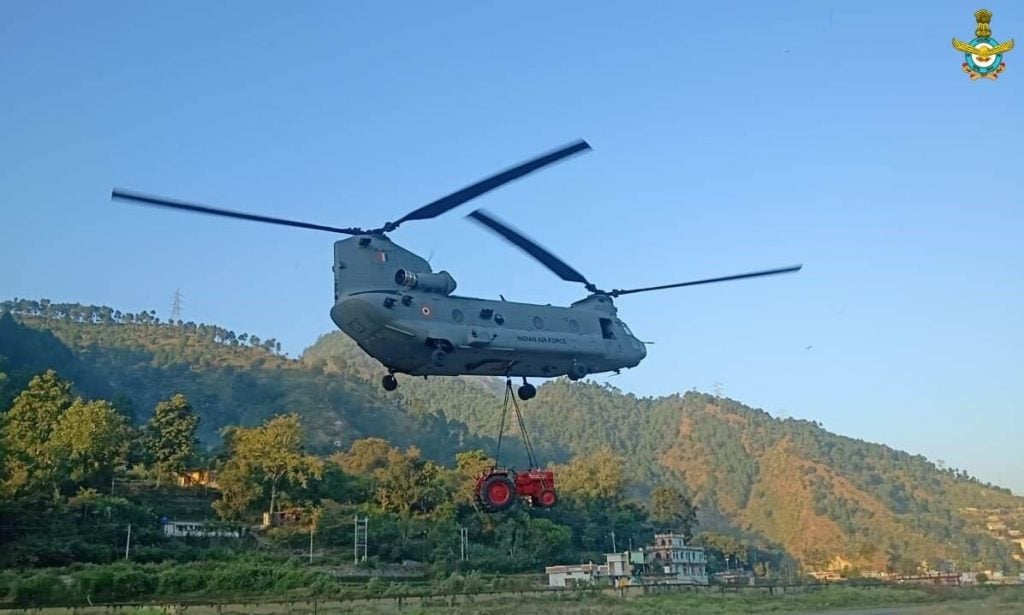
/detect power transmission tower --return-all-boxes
[713,382,724,400]
[353,515,368,565]
[170,289,184,322]
[459,527,469,561]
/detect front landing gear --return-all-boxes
[517,378,536,401]
[382,373,398,391]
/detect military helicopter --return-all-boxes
[112,139,801,401]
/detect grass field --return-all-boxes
[360,586,1024,614]
[3,585,1022,615]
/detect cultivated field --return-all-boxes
[2,585,1022,615]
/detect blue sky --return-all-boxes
[2,2,1022,493]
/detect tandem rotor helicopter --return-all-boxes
[112,140,801,402]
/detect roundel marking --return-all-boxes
[421,305,432,318]
[965,37,1003,73]
[972,42,996,68]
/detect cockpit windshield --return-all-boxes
[619,321,633,337]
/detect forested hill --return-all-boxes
[2,298,1022,572]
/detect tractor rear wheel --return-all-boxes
[478,474,516,512]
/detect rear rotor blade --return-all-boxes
[389,139,591,230]
[467,209,594,288]
[609,265,803,297]
[111,189,364,235]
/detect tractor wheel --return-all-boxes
[536,489,557,508]
[478,474,516,512]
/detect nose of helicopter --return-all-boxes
[628,336,647,366]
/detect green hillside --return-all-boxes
[2,298,1022,574]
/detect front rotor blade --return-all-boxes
[112,189,364,235]
[609,265,802,297]
[391,139,591,229]
[467,209,593,287]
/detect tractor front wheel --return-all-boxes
[536,489,557,508]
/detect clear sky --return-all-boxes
[2,2,1022,493]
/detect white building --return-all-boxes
[545,533,708,588]
[162,520,240,539]
[606,553,629,577]
[645,532,708,585]
[545,563,601,587]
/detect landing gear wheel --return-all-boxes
[478,474,516,512]
[517,383,536,401]
[568,363,587,381]
[535,489,557,508]
[431,348,447,367]
[382,374,398,391]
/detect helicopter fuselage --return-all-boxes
[329,234,646,379]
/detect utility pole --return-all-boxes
[170,289,183,323]
[353,515,368,565]
[309,526,314,564]
[124,524,132,560]
[459,527,469,562]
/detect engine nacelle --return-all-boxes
[394,269,458,295]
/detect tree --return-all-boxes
[49,399,132,488]
[212,460,262,521]
[452,450,493,508]
[649,485,699,541]
[215,414,322,521]
[1,370,74,497]
[375,447,447,518]
[556,447,626,502]
[334,438,403,477]
[145,394,199,485]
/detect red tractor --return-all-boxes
[475,467,557,512]
[473,379,558,512]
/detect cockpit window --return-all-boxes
[619,321,633,337]
[600,318,616,340]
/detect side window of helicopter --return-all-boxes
[452,309,464,323]
[494,313,505,325]
[599,318,616,340]
[568,319,579,333]
[533,316,544,330]
[479,308,493,320]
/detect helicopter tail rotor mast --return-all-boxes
[111,139,593,237]
[466,209,802,298]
